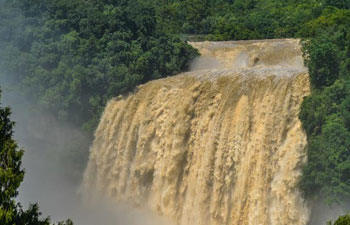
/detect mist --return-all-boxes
[0,82,172,225]
[308,199,350,225]
[189,56,223,71]
[0,2,173,223]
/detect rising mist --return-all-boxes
[0,79,173,225]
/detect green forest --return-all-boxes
[1,0,350,224]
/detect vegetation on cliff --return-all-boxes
[299,10,350,203]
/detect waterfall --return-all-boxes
[82,39,311,225]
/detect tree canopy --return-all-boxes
[299,11,350,203]
[0,0,198,131]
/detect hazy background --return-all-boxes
[0,82,171,225]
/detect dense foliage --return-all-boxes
[156,0,322,40]
[0,89,72,225]
[1,0,350,211]
[0,0,198,131]
[298,9,350,203]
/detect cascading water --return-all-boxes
[82,39,311,225]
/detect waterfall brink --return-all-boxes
[82,39,311,225]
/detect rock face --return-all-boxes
[82,39,311,225]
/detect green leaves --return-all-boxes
[299,18,350,202]
[0,96,24,213]
[0,90,45,224]
[0,90,74,225]
[330,214,350,225]
[300,80,350,202]
[0,0,198,132]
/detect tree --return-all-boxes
[0,88,24,224]
[0,88,72,225]
[299,17,350,203]
[328,214,350,225]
